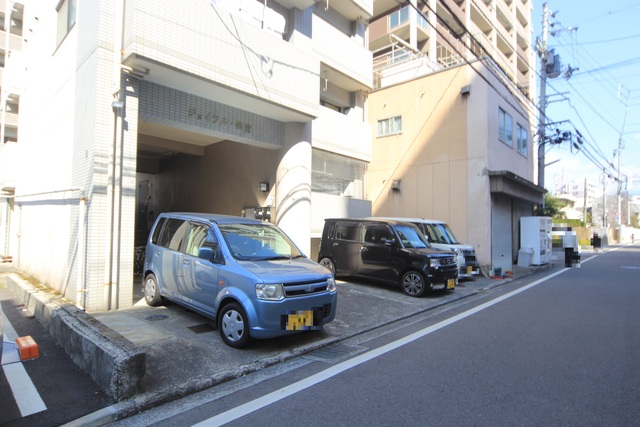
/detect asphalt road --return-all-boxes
[123,245,640,426]
[0,283,112,427]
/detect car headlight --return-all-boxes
[256,283,285,301]
[327,277,337,293]
[430,258,441,268]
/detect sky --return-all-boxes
[530,0,640,196]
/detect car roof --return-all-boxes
[325,217,420,226]
[159,212,266,225]
[368,217,446,224]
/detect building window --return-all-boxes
[377,115,403,137]
[498,108,513,146]
[56,0,77,46]
[517,124,528,156]
[418,10,428,30]
[312,149,366,198]
[389,6,409,29]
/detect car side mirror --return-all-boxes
[198,246,216,262]
[384,238,396,247]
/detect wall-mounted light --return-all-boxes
[258,182,269,192]
[391,179,401,192]
[460,85,471,96]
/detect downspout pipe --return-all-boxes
[104,0,126,311]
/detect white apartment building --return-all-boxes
[367,0,541,272]
[0,0,22,261]
[0,0,373,311]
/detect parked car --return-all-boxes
[318,218,458,297]
[372,217,479,279]
[143,213,337,348]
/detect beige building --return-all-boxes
[367,0,542,272]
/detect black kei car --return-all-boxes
[317,218,458,297]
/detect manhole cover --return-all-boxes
[145,314,169,321]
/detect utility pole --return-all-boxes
[536,3,550,192]
[536,3,564,195]
[616,91,630,242]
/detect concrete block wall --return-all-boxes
[5,274,145,401]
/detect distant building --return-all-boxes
[367,0,541,272]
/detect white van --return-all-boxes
[370,218,479,279]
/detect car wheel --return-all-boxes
[401,271,427,297]
[144,274,162,306]
[219,302,251,348]
[319,257,335,275]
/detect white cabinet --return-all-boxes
[520,216,552,265]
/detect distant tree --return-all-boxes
[535,194,567,219]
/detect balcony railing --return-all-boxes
[312,106,372,161]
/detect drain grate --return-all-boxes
[306,343,368,362]
[145,314,169,321]
[188,323,216,334]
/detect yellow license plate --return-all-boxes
[446,279,455,290]
[285,310,315,331]
[466,266,473,274]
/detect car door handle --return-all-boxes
[360,247,368,252]
[182,259,191,265]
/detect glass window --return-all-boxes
[159,218,188,251]
[363,225,392,244]
[418,11,428,30]
[389,6,409,29]
[377,115,403,137]
[312,149,366,197]
[219,222,302,260]
[394,225,429,249]
[150,217,167,244]
[56,0,77,46]
[334,223,359,241]
[498,108,513,146]
[517,123,528,156]
[185,223,212,256]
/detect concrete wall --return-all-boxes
[5,273,144,401]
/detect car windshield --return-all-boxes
[425,223,460,244]
[219,222,304,261]
[394,225,430,249]
[435,223,460,244]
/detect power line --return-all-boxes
[405,0,626,184]
[572,33,640,45]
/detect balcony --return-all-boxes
[2,50,24,98]
[313,14,372,91]
[312,106,372,162]
[324,0,373,21]
[275,0,316,10]
[373,47,442,89]
[0,138,18,194]
[369,5,430,52]
[122,0,320,123]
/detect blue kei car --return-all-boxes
[143,213,337,348]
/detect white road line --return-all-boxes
[1,312,47,417]
[195,268,569,427]
[3,363,47,416]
